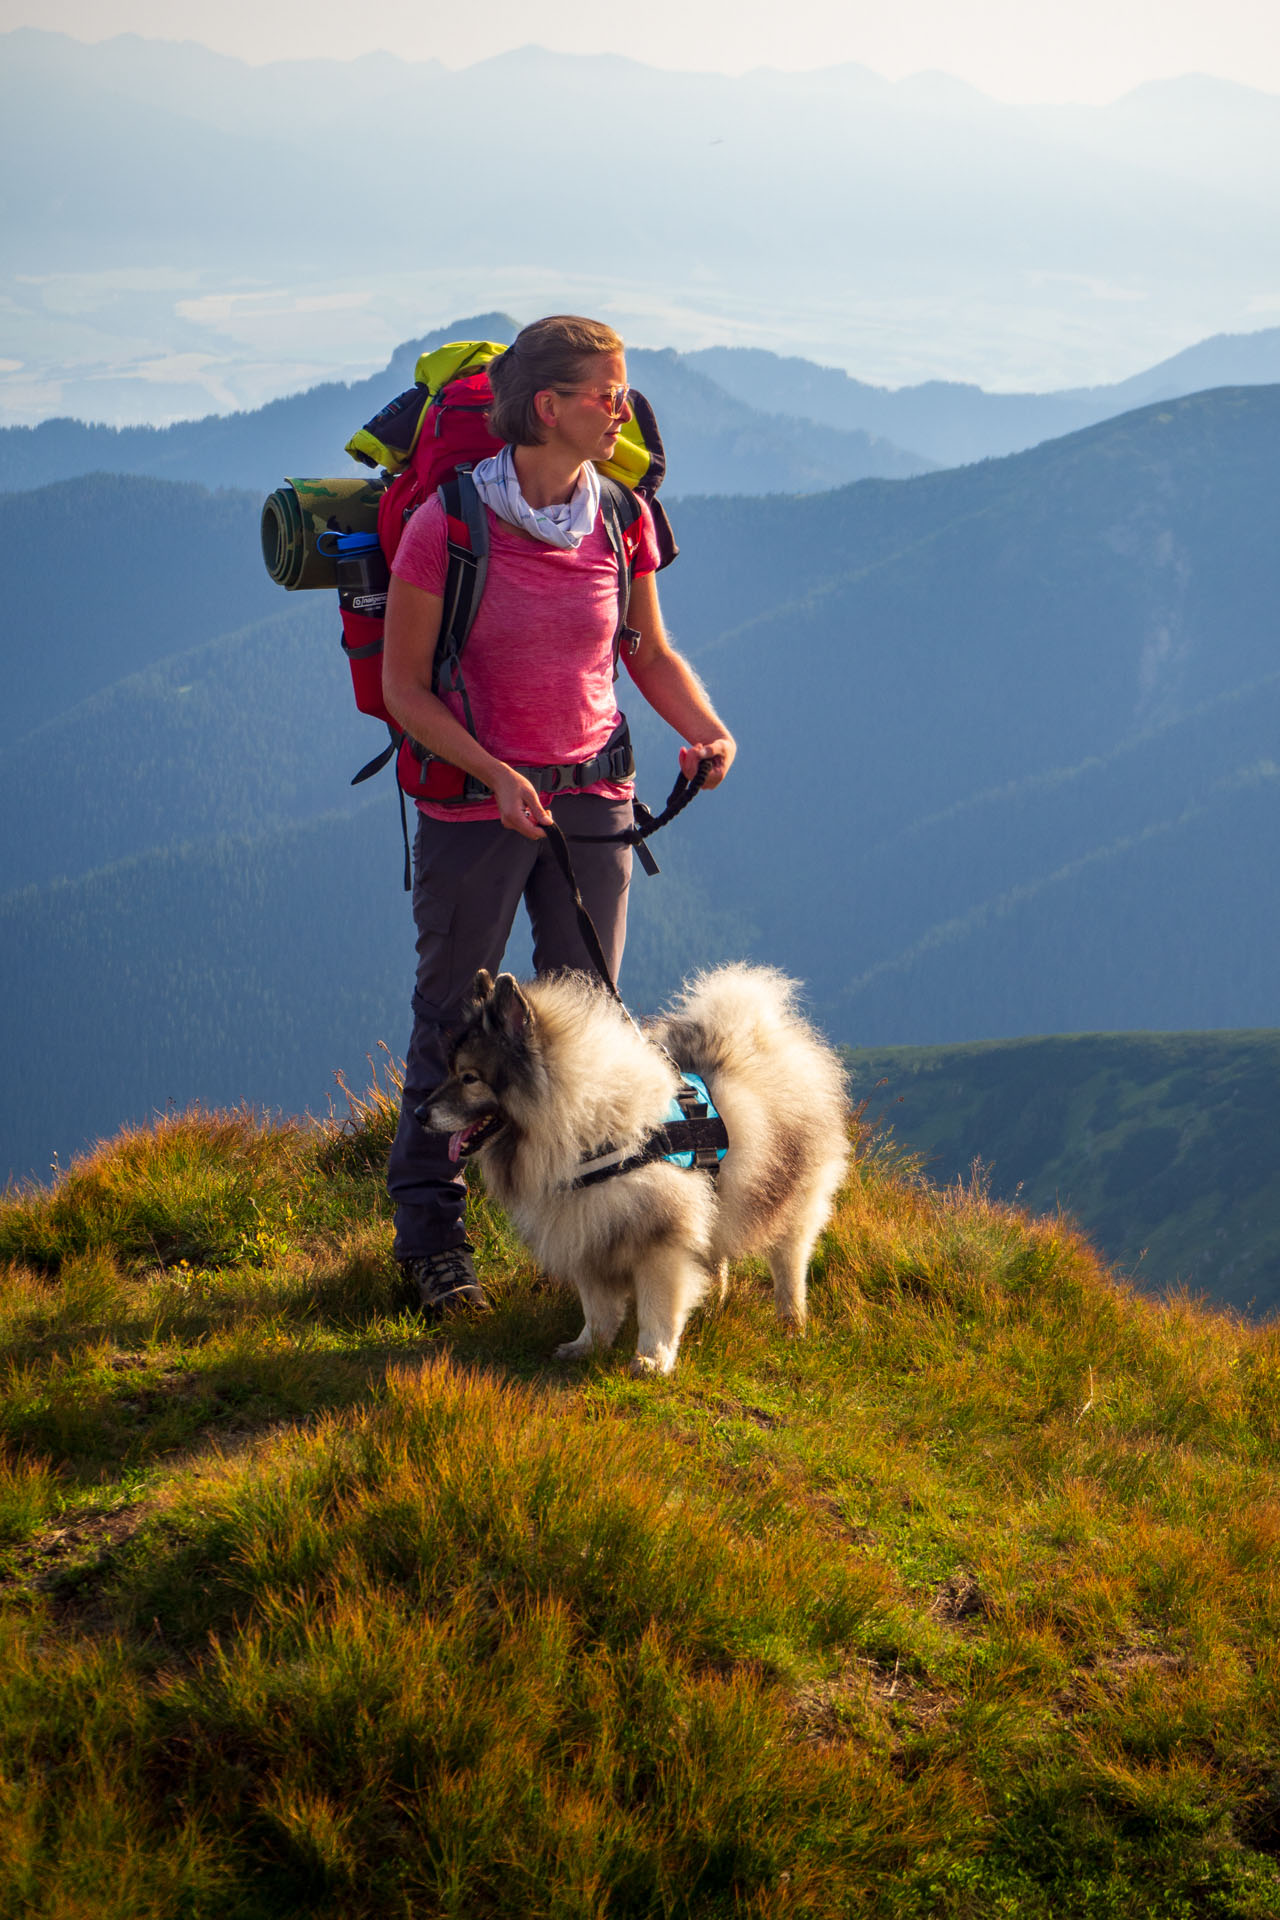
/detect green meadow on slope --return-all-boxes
[845,1031,1280,1317]
[2,1088,1280,1916]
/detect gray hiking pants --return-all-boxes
[387,793,634,1259]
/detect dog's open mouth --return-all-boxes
[447,1114,507,1162]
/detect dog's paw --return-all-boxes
[629,1348,679,1377]
[553,1338,591,1362]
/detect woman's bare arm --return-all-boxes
[623,571,736,789]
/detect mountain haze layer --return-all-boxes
[8,307,1280,500]
[4,31,1278,422]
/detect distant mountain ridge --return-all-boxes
[654,386,1280,1042]
[8,310,1280,496]
[0,317,515,499]
[0,318,934,499]
[690,327,1280,465]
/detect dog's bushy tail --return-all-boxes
[652,963,839,1092]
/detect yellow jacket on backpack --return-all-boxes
[344,338,653,492]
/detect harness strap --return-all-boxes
[672,1074,728,1171]
[570,1112,730,1189]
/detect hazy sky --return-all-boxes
[4,0,1280,102]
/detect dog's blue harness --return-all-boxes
[571,1073,729,1189]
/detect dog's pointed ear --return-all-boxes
[451,969,495,1035]
[490,973,533,1041]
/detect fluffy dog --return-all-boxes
[420,963,849,1375]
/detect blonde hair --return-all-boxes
[487,314,624,446]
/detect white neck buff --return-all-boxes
[469,443,601,550]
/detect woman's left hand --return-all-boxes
[680,737,735,791]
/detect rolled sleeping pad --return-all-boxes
[260,475,386,591]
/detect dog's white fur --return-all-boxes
[424,963,849,1375]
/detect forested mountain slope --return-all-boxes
[656,386,1280,1039]
[848,1030,1280,1316]
[4,475,279,748]
[0,805,748,1186]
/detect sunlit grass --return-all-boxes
[0,1086,1278,1915]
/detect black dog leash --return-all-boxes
[540,756,729,1181]
[564,757,710,877]
[540,758,711,1000]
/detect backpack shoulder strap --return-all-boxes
[597,473,644,678]
[598,471,643,544]
[435,468,490,716]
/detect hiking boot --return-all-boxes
[400,1246,490,1319]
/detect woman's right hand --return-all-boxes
[490,765,554,840]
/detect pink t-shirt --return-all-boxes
[392,491,661,821]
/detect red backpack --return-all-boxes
[333,340,675,863]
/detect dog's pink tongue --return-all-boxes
[447,1129,466,1164]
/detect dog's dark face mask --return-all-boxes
[415,970,536,1161]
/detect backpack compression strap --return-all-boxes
[596,473,644,678]
[435,467,490,734]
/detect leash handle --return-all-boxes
[567,756,712,848]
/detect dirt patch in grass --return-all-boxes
[2,1501,154,1606]
[1098,1645,1187,1677]
[686,1389,784,1430]
[791,1656,956,1747]
[0,1420,292,1617]
[931,1569,992,1623]
[1051,1638,1192,1722]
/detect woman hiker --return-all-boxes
[381,313,736,1316]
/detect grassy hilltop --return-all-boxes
[2,1082,1280,1918]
